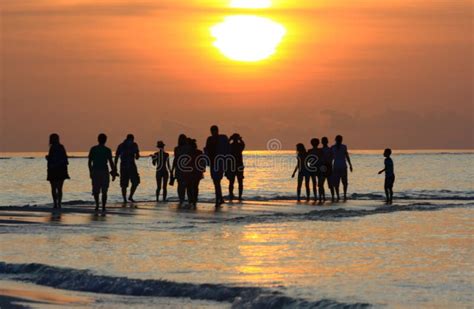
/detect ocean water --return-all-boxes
[0,150,473,308]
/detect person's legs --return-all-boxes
[156,174,162,202]
[310,175,317,201]
[129,171,140,202]
[228,175,235,201]
[177,180,186,204]
[50,182,58,208]
[305,175,311,201]
[56,180,64,208]
[213,178,223,207]
[318,174,325,202]
[101,187,108,212]
[297,174,303,202]
[333,172,341,201]
[342,169,348,201]
[237,174,244,200]
[162,173,168,201]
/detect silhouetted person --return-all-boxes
[152,141,171,202]
[378,148,395,204]
[186,139,205,208]
[205,125,229,208]
[171,134,190,205]
[292,143,310,202]
[227,133,245,201]
[88,133,117,213]
[320,137,333,202]
[308,138,323,202]
[115,134,140,203]
[331,135,353,202]
[46,133,70,209]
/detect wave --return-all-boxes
[217,202,474,225]
[0,262,370,308]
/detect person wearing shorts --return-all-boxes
[115,134,140,203]
[88,133,116,213]
[379,148,395,204]
[330,135,353,202]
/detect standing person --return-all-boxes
[88,133,117,213]
[205,125,229,208]
[320,137,333,202]
[171,134,189,205]
[331,135,353,202]
[291,143,310,202]
[308,138,322,202]
[114,134,140,203]
[227,133,245,201]
[46,133,70,209]
[152,141,170,202]
[187,139,205,208]
[378,148,395,204]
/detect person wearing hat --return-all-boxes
[152,140,171,202]
[227,133,245,201]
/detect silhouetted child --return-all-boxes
[152,141,170,202]
[378,148,395,204]
[292,143,310,202]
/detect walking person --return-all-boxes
[114,134,140,203]
[308,138,322,202]
[291,143,311,202]
[330,135,353,202]
[320,137,333,202]
[205,125,229,208]
[187,139,205,208]
[171,134,190,205]
[152,141,170,202]
[378,148,395,204]
[88,133,117,213]
[227,133,245,201]
[46,133,70,209]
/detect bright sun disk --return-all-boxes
[211,15,286,62]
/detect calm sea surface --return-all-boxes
[0,150,473,308]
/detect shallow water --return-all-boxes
[1,151,473,206]
[1,151,473,307]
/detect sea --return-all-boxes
[0,150,473,308]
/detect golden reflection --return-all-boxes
[211,15,286,62]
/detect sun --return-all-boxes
[230,0,272,9]
[211,15,286,62]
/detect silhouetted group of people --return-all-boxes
[46,125,246,212]
[46,129,395,213]
[292,135,353,203]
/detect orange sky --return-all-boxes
[1,0,473,151]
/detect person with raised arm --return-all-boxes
[227,133,245,202]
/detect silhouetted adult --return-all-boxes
[292,143,310,202]
[152,141,171,202]
[227,133,245,201]
[331,135,353,202]
[308,138,324,202]
[186,138,205,208]
[46,133,70,209]
[205,125,229,208]
[320,137,333,202]
[171,134,190,205]
[88,133,117,213]
[115,134,140,203]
